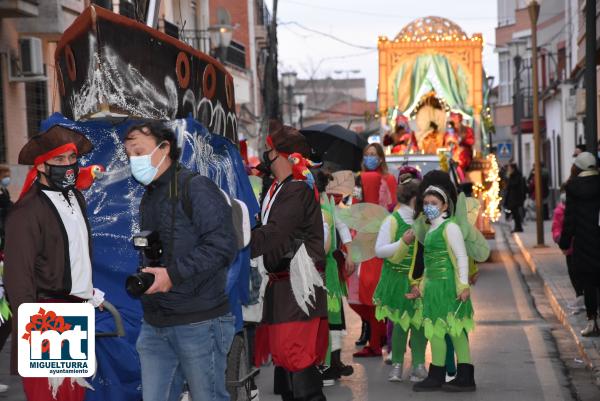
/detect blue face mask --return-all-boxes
[364,155,380,171]
[423,204,442,220]
[129,142,167,186]
[1,177,9,187]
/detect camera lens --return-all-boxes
[125,272,155,297]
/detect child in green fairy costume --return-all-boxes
[411,184,476,393]
[373,173,428,383]
[318,170,355,386]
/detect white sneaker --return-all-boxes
[388,363,403,382]
[0,383,7,393]
[250,388,260,400]
[179,391,190,401]
[581,319,600,337]
[384,351,393,365]
[409,364,428,382]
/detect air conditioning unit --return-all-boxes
[19,37,44,76]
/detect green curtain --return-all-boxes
[393,54,473,117]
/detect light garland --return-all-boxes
[482,154,502,222]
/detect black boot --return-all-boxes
[292,366,326,400]
[330,350,354,378]
[412,364,445,392]
[274,366,294,400]
[443,363,476,392]
[355,320,370,346]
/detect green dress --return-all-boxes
[373,212,418,331]
[322,206,347,325]
[419,218,474,340]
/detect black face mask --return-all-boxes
[260,150,278,174]
[43,162,79,191]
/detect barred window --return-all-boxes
[25,81,48,139]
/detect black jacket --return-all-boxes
[139,164,237,326]
[560,172,600,275]
[504,172,526,210]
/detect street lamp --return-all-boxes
[509,39,526,171]
[486,75,495,151]
[295,93,307,128]
[281,71,297,126]
[528,0,545,247]
[208,24,233,63]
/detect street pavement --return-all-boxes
[256,227,578,401]
[0,223,595,400]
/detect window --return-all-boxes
[25,81,48,139]
[217,7,231,25]
[498,53,513,105]
[498,0,516,26]
[0,64,5,163]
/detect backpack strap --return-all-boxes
[181,171,197,222]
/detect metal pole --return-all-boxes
[585,0,598,153]
[299,103,304,129]
[529,1,545,246]
[287,86,293,126]
[514,55,523,170]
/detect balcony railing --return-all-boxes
[180,29,247,70]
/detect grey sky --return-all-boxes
[275,0,499,101]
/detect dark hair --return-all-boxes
[429,121,438,131]
[315,169,333,193]
[397,174,420,204]
[125,121,181,161]
[0,165,9,175]
[423,189,452,219]
[576,144,587,152]
[415,170,457,218]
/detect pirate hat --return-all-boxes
[18,125,93,165]
[267,120,310,158]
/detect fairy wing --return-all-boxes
[412,214,428,244]
[335,203,390,234]
[336,203,390,263]
[455,193,490,262]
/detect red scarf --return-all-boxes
[19,143,78,199]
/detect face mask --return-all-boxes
[423,204,442,220]
[44,162,79,191]
[261,150,277,174]
[364,155,380,171]
[1,177,9,187]
[129,142,167,186]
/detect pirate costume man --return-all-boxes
[4,125,104,401]
[251,122,328,401]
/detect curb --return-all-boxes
[511,231,600,386]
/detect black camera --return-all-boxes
[126,231,163,297]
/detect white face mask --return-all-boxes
[129,142,167,185]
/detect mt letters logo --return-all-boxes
[18,303,95,377]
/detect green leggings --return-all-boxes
[430,330,471,367]
[391,324,427,367]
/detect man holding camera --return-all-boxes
[4,125,104,401]
[251,121,328,401]
[123,122,237,401]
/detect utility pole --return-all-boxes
[585,0,598,153]
[263,0,280,121]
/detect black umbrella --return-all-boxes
[300,124,368,171]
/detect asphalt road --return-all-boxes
[255,230,577,401]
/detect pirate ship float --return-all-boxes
[55,4,238,142]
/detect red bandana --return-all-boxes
[19,143,78,199]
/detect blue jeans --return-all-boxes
[136,314,236,401]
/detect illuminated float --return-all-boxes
[377,16,498,236]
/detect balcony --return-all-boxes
[180,29,247,70]
[0,0,39,17]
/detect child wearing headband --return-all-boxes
[410,185,476,392]
[374,173,428,383]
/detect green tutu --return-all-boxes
[373,212,418,331]
[420,219,474,340]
